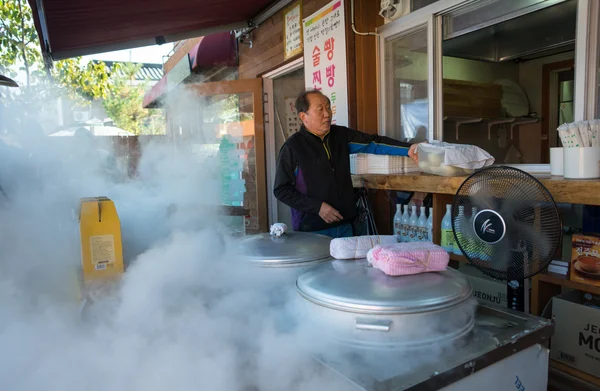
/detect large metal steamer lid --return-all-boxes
[241,231,332,267]
[297,262,472,314]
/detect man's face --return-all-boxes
[299,93,332,136]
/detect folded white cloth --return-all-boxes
[269,223,287,238]
[330,235,398,260]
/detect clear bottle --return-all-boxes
[393,204,402,241]
[400,204,410,242]
[440,204,454,252]
[426,207,433,242]
[453,205,465,255]
[408,205,418,242]
[417,206,427,242]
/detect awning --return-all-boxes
[190,33,237,70]
[27,0,274,61]
[142,32,236,108]
[142,74,168,109]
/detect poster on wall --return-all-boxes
[284,97,300,137]
[302,0,348,126]
[283,1,303,60]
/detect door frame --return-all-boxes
[188,78,268,232]
[541,59,575,163]
[262,57,304,226]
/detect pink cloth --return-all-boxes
[367,242,449,276]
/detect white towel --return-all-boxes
[330,235,398,260]
[269,223,287,238]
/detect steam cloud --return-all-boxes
[0,86,473,391]
[0,86,348,391]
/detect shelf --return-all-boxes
[449,253,469,263]
[537,271,600,295]
[549,359,600,388]
[444,116,540,141]
[443,116,483,140]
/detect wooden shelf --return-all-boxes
[537,272,600,295]
[449,253,469,263]
[352,173,600,206]
[549,359,600,388]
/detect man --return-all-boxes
[274,90,419,238]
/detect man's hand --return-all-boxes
[408,142,426,164]
[319,202,343,224]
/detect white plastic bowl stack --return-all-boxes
[350,154,419,175]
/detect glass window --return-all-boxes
[199,93,258,231]
[440,0,576,164]
[383,27,429,143]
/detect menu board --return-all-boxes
[302,0,348,126]
[283,1,303,60]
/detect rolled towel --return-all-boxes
[269,223,288,238]
[330,235,397,260]
[367,242,449,276]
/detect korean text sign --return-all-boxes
[302,0,348,126]
[283,1,303,60]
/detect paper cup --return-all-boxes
[550,147,563,176]
[564,147,600,179]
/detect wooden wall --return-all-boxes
[238,0,331,80]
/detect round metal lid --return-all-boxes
[296,262,472,314]
[241,231,332,267]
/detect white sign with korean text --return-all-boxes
[284,1,303,60]
[302,0,348,126]
[284,97,300,137]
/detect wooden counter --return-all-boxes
[353,172,600,387]
[352,173,600,206]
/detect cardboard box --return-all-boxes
[458,263,508,308]
[79,197,124,282]
[570,234,600,287]
[551,290,600,378]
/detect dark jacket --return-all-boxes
[273,125,412,232]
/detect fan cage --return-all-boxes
[451,166,562,281]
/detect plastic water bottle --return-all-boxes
[408,205,418,242]
[393,204,402,241]
[426,207,433,242]
[440,204,454,252]
[400,204,410,242]
[453,205,465,255]
[417,206,427,242]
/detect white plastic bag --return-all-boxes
[417,141,494,176]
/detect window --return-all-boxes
[383,27,429,143]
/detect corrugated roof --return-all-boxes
[102,61,164,81]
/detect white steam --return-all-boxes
[0,85,473,391]
[0,85,354,391]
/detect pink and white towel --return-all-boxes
[367,242,449,276]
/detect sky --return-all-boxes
[9,43,173,86]
[80,43,175,65]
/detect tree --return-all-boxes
[52,59,116,107]
[103,65,165,135]
[0,0,164,135]
[0,0,114,110]
[0,0,42,87]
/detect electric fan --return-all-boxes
[452,166,563,312]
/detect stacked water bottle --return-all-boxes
[393,204,433,243]
[439,204,489,260]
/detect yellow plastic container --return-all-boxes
[79,197,124,282]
